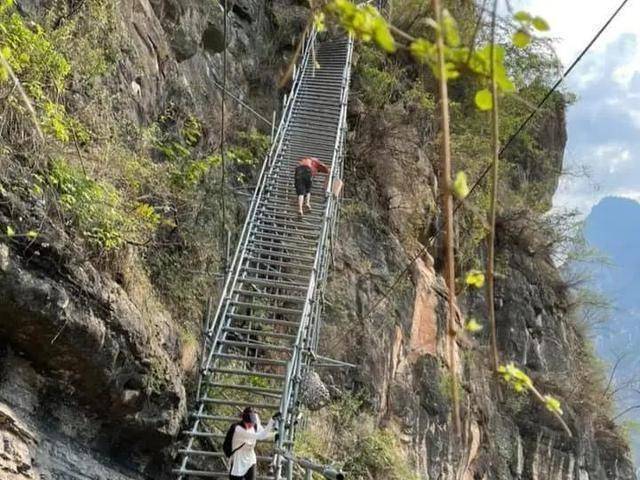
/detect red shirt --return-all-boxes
[298,157,330,176]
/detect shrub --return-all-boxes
[295,394,418,480]
[347,429,419,480]
[359,65,397,109]
[47,159,158,250]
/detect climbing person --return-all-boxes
[224,406,281,480]
[294,156,330,217]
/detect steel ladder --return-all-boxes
[174,31,354,480]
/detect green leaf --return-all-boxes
[6,225,15,237]
[544,395,563,415]
[0,47,10,82]
[512,30,531,48]
[442,9,460,47]
[514,11,532,22]
[474,89,493,111]
[409,38,434,64]
[465,269,485,288]
[444,62,459,80]
[372,17,395,52]
[0,0,13,16]
[313,11,326,32]
[532,16,550,31]
[452,171,469,199]
[498,363,533,392]
[495,66,516,93]
[26,230,38,239]
[465,318,483,333]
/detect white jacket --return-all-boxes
[230,415,276,476]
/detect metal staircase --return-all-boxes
[174,30,354,480]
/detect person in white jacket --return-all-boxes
[229,407,280,480]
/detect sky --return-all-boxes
[512,0,640,215]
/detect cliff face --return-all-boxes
[0,1,305,478]
[318,61,635,480]
[0,1,635,480]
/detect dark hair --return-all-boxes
[241,407,255,424]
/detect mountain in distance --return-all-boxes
[583,196,640,467]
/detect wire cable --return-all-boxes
[220,0,229,275]
[359,0,631,322]
[210,77,273,127]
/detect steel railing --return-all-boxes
[174,27,353,480]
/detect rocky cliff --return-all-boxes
[313,67,635,478]
[0,0,305,478]
[0,1,635,479]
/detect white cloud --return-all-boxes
[509,1,640,215]
[512,0,640,68]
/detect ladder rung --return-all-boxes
[254,215,322,229]
[220,339,293,353]
[204,382,283,395]
[213,352,289,366]
[292,103,341,113]
[178,449,274,461]
[251,225,319,240]
[286,128,337,139]
[248,234,319,248]
[289,115,339,126]
[172,468,274,479]
[257,206,324,221]
[249,239,317,255]
[208,368,286,380]
[258,200,321,214]
[239,277,308,291]
[228,313,299,327]
[199,398,281,409]
[261,192,325,202]
[250,232,319,248]
[241,267,309,282]
[230,300,302,315]
[189,413,240,422]
[244,256,314,271]
[281,147,336,156]
[224,326,296,341]
[254,216,322,230]
[233,289,306,304]
[296,88,342,98]
[247,247,316,263]
[181,431,277,442]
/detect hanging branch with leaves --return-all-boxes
[485,0,502,387]
[432,0,462,439]
[317,0,570,437]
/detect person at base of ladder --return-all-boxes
[228,407,281,480]
[294,157,330,217]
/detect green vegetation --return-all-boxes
[0,0,271,334]
[46,159,158,250]
[295,395,418,480]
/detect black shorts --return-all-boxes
[294,166,312,195]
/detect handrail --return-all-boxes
[276,449,345,480]
[178,28,351,480]
[275,34,354,480]
[200,27,318,379]
[182,29,321,473]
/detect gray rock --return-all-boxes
[299,371,331,411]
